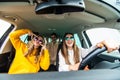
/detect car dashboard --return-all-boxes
[0,69,120,80]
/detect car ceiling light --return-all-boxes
[35,0,85,14]
[43,14,65,19]
[48,28,56,31]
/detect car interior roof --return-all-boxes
[0,0,119,37]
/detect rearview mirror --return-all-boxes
[35,0,85,14]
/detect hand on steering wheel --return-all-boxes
[79,40,120,70]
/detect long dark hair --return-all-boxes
[61,33,80,64]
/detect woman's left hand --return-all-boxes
[97,40,119,53]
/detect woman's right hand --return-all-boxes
[97,40,119,53]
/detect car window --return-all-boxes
[0,19,14,48]
[48,37,59,43]
[83,28,120,58]
[20,34,28,44]
[0,19,11,38]
[85,28,120,46]
[74,33,81,48]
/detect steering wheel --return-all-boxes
[78,46,120,70]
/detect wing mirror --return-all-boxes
[35,0,85,14]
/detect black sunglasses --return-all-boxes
[33,36,43,43]
[65,36,74,40]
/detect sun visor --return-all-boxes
[35,0,85,14]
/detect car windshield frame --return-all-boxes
[102,0,120,13]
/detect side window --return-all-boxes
[0,19,14,48]
[86,28,120,46]
[48,37,59,43]
[0,19,11,38]
[74,33,81,48]
[83,28,120,48]
[20,34,28,44]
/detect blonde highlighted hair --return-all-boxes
[24,33,45,63]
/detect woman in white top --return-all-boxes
[58,33,119,72]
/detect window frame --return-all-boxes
[0,24,14,48]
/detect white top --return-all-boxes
[58,46,96,72]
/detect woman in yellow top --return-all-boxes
[8,29,50,74]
